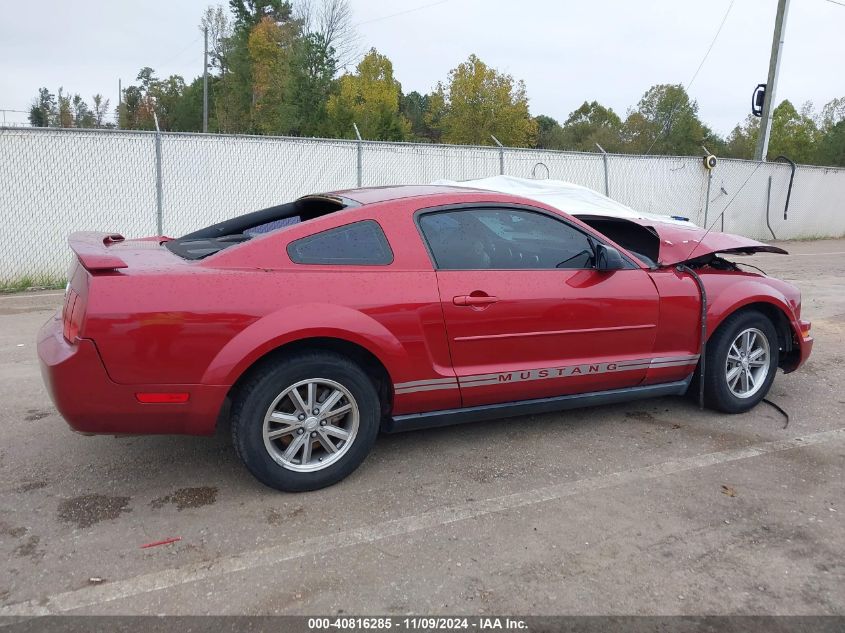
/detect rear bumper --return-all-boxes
[37,313,227,436]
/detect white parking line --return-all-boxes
[780,251,845,256]
[0,293,64,301]
[1,426,843,616]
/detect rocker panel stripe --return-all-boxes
[394,355,699,395]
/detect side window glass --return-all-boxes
[287,220,393,265]
[419,208,597,270]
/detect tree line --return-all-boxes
[27,0,845,167]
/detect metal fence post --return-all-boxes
[353,123,363,187]
[491,135,504,175]
[703,169,712,229]
[765,175,777,240]
[152,112,163,236]
[595,143,610,196]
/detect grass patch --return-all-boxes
[0,275,67,294]
[776,234,845,242]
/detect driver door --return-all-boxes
[418,206,660,407]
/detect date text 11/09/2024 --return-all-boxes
[307,617,528,630]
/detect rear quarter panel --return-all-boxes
[84,197,461,415]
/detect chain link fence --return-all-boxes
[2,126,844,289]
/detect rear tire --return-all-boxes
[231,351,380,492]
[703,310,779,413]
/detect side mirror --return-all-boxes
[595,243,626,271]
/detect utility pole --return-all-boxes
[754,0,790,161]
[117,79,122,130]
[203,26,209,133]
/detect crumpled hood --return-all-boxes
[631,220,788,266]
[430,175,788,266]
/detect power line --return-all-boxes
[355,0,450,27]
[686,0,736,90]
[346,1,452,68]
[643,0,736,155]
[823,0,845,7]
[154,34,203,71]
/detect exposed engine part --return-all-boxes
[736,261,769,276]
[681,254,741,271]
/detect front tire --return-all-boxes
[703,310,779,413]
[231,351,380,492]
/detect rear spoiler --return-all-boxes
[68,232,129,271]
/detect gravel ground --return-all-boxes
[0,239,843,616]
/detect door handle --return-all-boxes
[453,294,499,307]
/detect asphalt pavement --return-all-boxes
[0,239,843,616]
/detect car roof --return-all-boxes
[329,184,490,205]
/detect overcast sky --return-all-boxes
[1,0,843,135]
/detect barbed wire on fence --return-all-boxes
[1,126,844,288]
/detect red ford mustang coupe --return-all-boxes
[38,184,813,491]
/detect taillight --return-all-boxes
[62,291,77,341]
[62,288,83,342]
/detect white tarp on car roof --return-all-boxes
[432,175,697,228]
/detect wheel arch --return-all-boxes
[225,336,394,421]
[707,299,799,370]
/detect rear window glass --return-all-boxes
[287,220,393,265]
[244,216,301,236]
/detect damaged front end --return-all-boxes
[577,215,788,269]
[578,214,809,376]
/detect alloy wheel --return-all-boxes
[725,327,771,399]
[262,378,359,472]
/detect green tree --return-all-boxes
[724,115,759,159]
[71,94,95,128]
[29,88,110,128]
[28,88,56,127]
[120,68,159,129]
[423,88,446,144]
[213,27,254,133]
[56,88,73,128]
[622,84,718,155]
[819,97,845,131]
[559,101,622,152]
[247,15,298,133]
[533,115,566,149]
[434,54,537,147]
[214,2,301,134]
[767,100,820,163]
[401,91,437,141]
[168,77,206,131]
[91,94,111,127]
[325,48,409,140]
[229,0,293,31]
[288,32,337,136]
[118,68,204,131]
[816,119,845,167]
[815,97,845,166]
[202,5,234,73]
